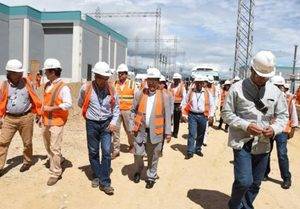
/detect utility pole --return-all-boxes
[233,0,255,78]
[291,45,298,94]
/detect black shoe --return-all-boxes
[203,143,207,147]
[217,126,222,130]
[281,179,291,189]
[133,172,141,183]
[20,164,31,172]
[195,150,204,157]
[185,153,193,159]
[173,134,178,139]
[224,129,228,133]
[0,169,3,177]
[145,180,155,189]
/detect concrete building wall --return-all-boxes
[29,20,44,70]
[81,27,99,79]
[0,13,9,75]
[116,43,126,67]
[110,39,115,69]
[44,27,73,78]
[9,19,23,62]
[102,36,109,64]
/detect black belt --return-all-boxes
[190,111,204,115]
[6,110,31,117]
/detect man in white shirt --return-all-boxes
[41,58,72,186]
[181,75,214,159]
[130,68,172,189]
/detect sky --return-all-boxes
[2,0,300,74]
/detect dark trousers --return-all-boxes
[86,119,112,187]
[265,132,291,181]
[187,113,207,154]
[173,103,181,137]
[228,140,269,209]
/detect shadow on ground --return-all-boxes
[1,155,47,176]
[170,144,187,157]
[187,189,230,209]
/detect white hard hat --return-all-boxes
[43,58,62,70]
[147,67,161,79]
[284,83,290,89]
[160,75,166,82]
[207,75,214,83]
[270,75,285,86]
[251,51,276,78]
[173,73,182,80]
[233,76,241,81]
[6,59,24,72]
[224,80,232,85]
[92,61,112,77]
[117,63,129,73]
[194,75,206,82]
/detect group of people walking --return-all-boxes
[0,50,298,208]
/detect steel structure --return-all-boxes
[233,0,255,78]
[88,7,161,67]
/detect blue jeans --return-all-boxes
[265,132,291,181]
[86,119,112,187]
[228,140,269,209]
[187,113,207,154]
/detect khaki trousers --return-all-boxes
[0,113,34,169]
[42,125,64,178]
[112,110,134,153]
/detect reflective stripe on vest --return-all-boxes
[0,78,42,117]
[182,89,210,117]
[43,81,68,126]
[115,79,134,110]
[133,89,164,135]
[81,81,116,118]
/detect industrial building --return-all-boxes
[0,3,127,82]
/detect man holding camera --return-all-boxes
[222,51,288,209]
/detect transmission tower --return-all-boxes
[88,7,161,67]
[233,0,255,78]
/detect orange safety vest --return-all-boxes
[182,88,210,117]
[0,78,42,117]
[81,81,115,119]
[284,94,295,133]
[133,89,164,135]
[115,79,134,111]
[170,82,184,103]
[42,81,69,126]
[296,87,300,105]
[220,89,229,108]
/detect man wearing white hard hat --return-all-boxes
[78,61,119,195]
[264,75,298,189]
[130,67,172,189]
[168,72,186,138]
[222,51,288,209]
[181,75,214,159]
[217,80,231,132]
[0,59,42,176]
[203,75,217,146]
[233,76,241,84]
[41,58,72,186]
[111,63,135,159]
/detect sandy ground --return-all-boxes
[0,113,299,209]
